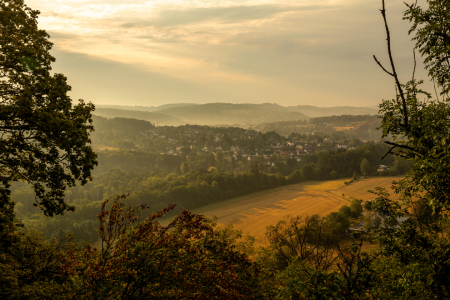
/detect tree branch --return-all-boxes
[379,0,409,128]
[373,55,394,76]
[384,140,415,151]
[381,146,396,160]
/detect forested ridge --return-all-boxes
[2,0,450,299]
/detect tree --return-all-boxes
[301,164,314,180]
[0,0,97,218]
[59,196,260,299]
[180,162,191,175]
[349,199,363,218]
[339,205,352,217]
[360,158,370,176]
[370,0,450,298]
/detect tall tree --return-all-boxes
[360,158,370,176]
[0,0,97,220]
[371,0,450,298]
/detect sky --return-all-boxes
[26,0,431,107]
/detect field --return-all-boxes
[188,176,403,246]
[333,126,354,131]
[334,176,403,202]
[190,179,349,246]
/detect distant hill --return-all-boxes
[153,103,309,125]
[96,103,198,112]
[93,108,186,126]
[93,103,379,126]
[287,105,379,117]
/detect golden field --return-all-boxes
[190,176,403,246]
[334,176,403,202]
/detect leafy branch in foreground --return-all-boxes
[60,195,260,299]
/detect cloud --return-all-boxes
[28,0,430,107]
[119,4,327,27]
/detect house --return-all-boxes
[272,143,282,149]
[378,165,390,172]
[337,144,348,150]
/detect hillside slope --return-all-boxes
[154,103,309,125]
[288,105,379,117]
[93,108,186,126]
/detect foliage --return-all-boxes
[0,229,77,299]
[0,0,97,217]
[258,212,379,299]
[276,240,378,300]
[1,195,261,299]
[360,158,370,176]
[369,0,450,298]
[349,199,363,218]
[59,195,260,299]
[405,0,450,95]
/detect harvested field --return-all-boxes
[334,126,354,131]
[334,176,404,202]
[160,177,403,247]
[191,179,350,246]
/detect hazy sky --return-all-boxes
[26,0,431,107]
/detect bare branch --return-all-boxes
[379,0,409,128]
[433,78,441,101]
[373,55,394,76]
[412,49,416,84]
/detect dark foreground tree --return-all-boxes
[60,196,260,299]
[0,1,97,296]
[369,0,450,298]
[0,0,97,219]
[0,195,261,299]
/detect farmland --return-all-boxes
[189,176,403,246]
[335,176,404,202]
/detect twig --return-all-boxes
[377,0,409,128]
[412,49,417,97]
[384,140,415,151]
[373,55,394,76]
[381,146,396,160]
